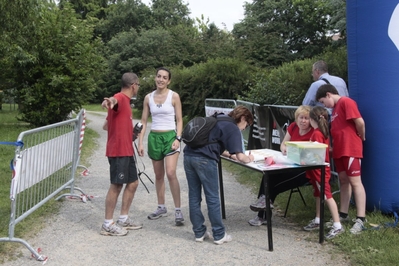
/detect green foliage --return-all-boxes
[327,0,347,40]
[102,21,240,102]
[233,0,333,67]
[0,0,40,94]
[243,47,348,105]
[95,0,154,42]
[150,0,193,28]
[12,3,106,126]
[200,25,241,61]
[171,58,257,118]
[59,0,109,20]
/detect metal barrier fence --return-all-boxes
[0,109,88,261]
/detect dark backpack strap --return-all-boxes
[213,112,236,124]
[321,78,330,84]
[216,116,235,123]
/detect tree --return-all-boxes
[0,0,40,96]
[3,2,106,126]
[233,0,332,68]
[327,0,346,47]
[149,0,193,28]
[95,0,153,43]
[59,0,109,19]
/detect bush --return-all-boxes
[134,58,257,119]
[131,48,348,120]
[243,47,348,105]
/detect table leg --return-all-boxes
[263,172,273,251]
[218,160,226,219]
[319,165,325,244]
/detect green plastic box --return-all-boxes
[285,141,328,165]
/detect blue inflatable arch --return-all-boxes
[347,1,399,214]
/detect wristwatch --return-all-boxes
[176,136,182,142]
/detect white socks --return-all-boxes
[103,219,113,227]
[118,215,128,223]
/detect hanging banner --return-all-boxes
[268,105,297,151]
[251,106,271,149]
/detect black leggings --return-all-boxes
[257,170,308,218]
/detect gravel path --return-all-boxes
[3,111,350,265]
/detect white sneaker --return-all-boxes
[214,233,232,245]
[250,195,274,211]
[350,218,366,234]
[148,206,167,220]
[116,217,143,230]
[325,226,345,239]
[303,219,320,231]
[100,222,128,236]
[248,215,267,226]
[195,231,212,242]
[175,210,185,226]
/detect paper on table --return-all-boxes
[245,150,274,162]
[273,155,295,165]
[246,150,295,164]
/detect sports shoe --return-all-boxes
[100,222,128,236]
[175,210,185,226]
[325,226,345,239]
[116,217,143,230]
[325,216,351,227]
[148,206,168,220]
[213,233,232,245]
[248,215,267,226]
[249,195,274,212]
[195,231,212,242]
[350,218,366,234]
[303,219,320,231]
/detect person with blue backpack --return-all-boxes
[183,106,254,245]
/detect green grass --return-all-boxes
[82,103,105,112]
[223,160,399,266]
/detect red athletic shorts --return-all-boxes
[334,157,362,176]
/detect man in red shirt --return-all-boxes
[316,84,367,234]
[100,72,142,236]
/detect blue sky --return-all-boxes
[143,0,247,31]
[184,0,247,31]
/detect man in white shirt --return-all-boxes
[302,60,349,107]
